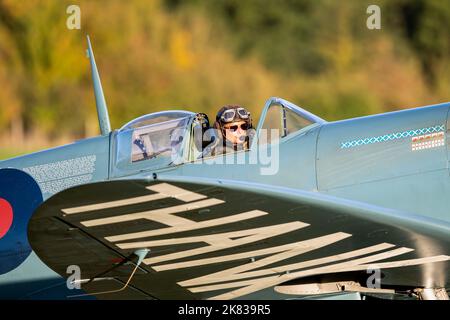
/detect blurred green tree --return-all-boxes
[0,0,448,157]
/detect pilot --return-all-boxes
[203,105,253,156]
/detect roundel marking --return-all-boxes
[0,169,43,274]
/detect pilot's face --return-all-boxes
[223,121,248,145]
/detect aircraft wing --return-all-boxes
[28,176,450,300]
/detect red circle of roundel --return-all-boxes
[0,198,13,239]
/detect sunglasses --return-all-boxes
[220,108,250,123]
[224,123,249,131]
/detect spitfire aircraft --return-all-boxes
[0,37,449,300]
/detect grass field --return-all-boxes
[0,137,69,161]
[0,148,40,161]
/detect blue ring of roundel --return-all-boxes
[0,168,43,274]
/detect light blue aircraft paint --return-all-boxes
[0,37,448,300]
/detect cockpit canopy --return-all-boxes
[112,98,325,177]
[257,97,326,144]
[114,111,195,176]
[119,111,194,131]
